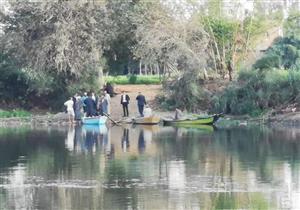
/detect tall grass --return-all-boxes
[0,109,31,118]
[104,75,161,85]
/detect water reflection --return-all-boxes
[138,129,145,154]
[121,128,129,152]
[3,125,300,209]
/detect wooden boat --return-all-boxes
[163,114,221,126]
[82,116,107,125]
[132,116,161,125]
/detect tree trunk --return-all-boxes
[207,20,222,75]
[139,60,142,75]
[210,43,218,72]
[98,65,104,87]
[203,68,208,80]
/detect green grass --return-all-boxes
[0,109,31,118]
[104,75,161,85]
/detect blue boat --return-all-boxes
[82,124,108,134]
[82,116,107,125]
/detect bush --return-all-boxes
[128,75,137,84]
[212,68,300,115]
[253,54,281,70]
[0,109,31,118]
[253,36,300,70]
[104,75,161,85]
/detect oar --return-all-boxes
[103,113,120,125]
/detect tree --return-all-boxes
[133,1,209,76]
[103,0,139,75]
[0,0,110,86]
[284,11,300,39]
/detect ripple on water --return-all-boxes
[0,176,101,189]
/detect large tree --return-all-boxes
[0,0,111,84]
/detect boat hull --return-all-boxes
[163,114,220,126]
[132,116,160,125]
[82,116,107,125]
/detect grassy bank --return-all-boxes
[0,109,31,118]
[105,75,161,85]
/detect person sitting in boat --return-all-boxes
[143,105,152,117]
[84,92,97,117]
[174,108,183,120]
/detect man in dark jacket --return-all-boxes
[120,91,130,117]
[84,93,97,117]
[136,92,146,117]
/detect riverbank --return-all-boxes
[2,109,300,129]
[2,84,300,128]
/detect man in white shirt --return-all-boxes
[120,91,130,117]
[64,97,75,124]
[143,105,152,117]
[103,90,111,115]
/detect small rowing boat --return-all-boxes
[83,124,108,134]
[82,116,107,125]
[163,114,221,126]
[132,116,161,125]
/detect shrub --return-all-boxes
[128,75,137,84]
[212,67,300,115]
[253,54,281,70]
[104,75,161,85]
[0,109,31,118]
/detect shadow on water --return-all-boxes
[1,125,300,209]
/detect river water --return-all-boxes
[0,124,299,209]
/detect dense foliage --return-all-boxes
[212,36,300,115]
[0,0,298,112]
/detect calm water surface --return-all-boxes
[0,124,300,209]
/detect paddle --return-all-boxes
[103,113,120,125]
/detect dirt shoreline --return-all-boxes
[2,111,300,128]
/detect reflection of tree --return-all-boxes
[211,192,269,209]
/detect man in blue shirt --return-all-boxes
[136,92,146,117]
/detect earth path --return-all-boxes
[109,85,162,121]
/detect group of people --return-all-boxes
[64,90,111,123]
[64,90,149,123]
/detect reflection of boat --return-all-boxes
[176,124,214,133]
[82,124,107,134]
[163,114,221,126]
[82,116,107,125]
[132,116,161,125]
[141,125,160,132]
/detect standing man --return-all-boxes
[120,91,130,117]
[84,93,97,117]
[64,97,75,124]
[136,92,146,117]
[81,92,88,115]
[103,90,111,115]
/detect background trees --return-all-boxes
[0,0,299,111]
